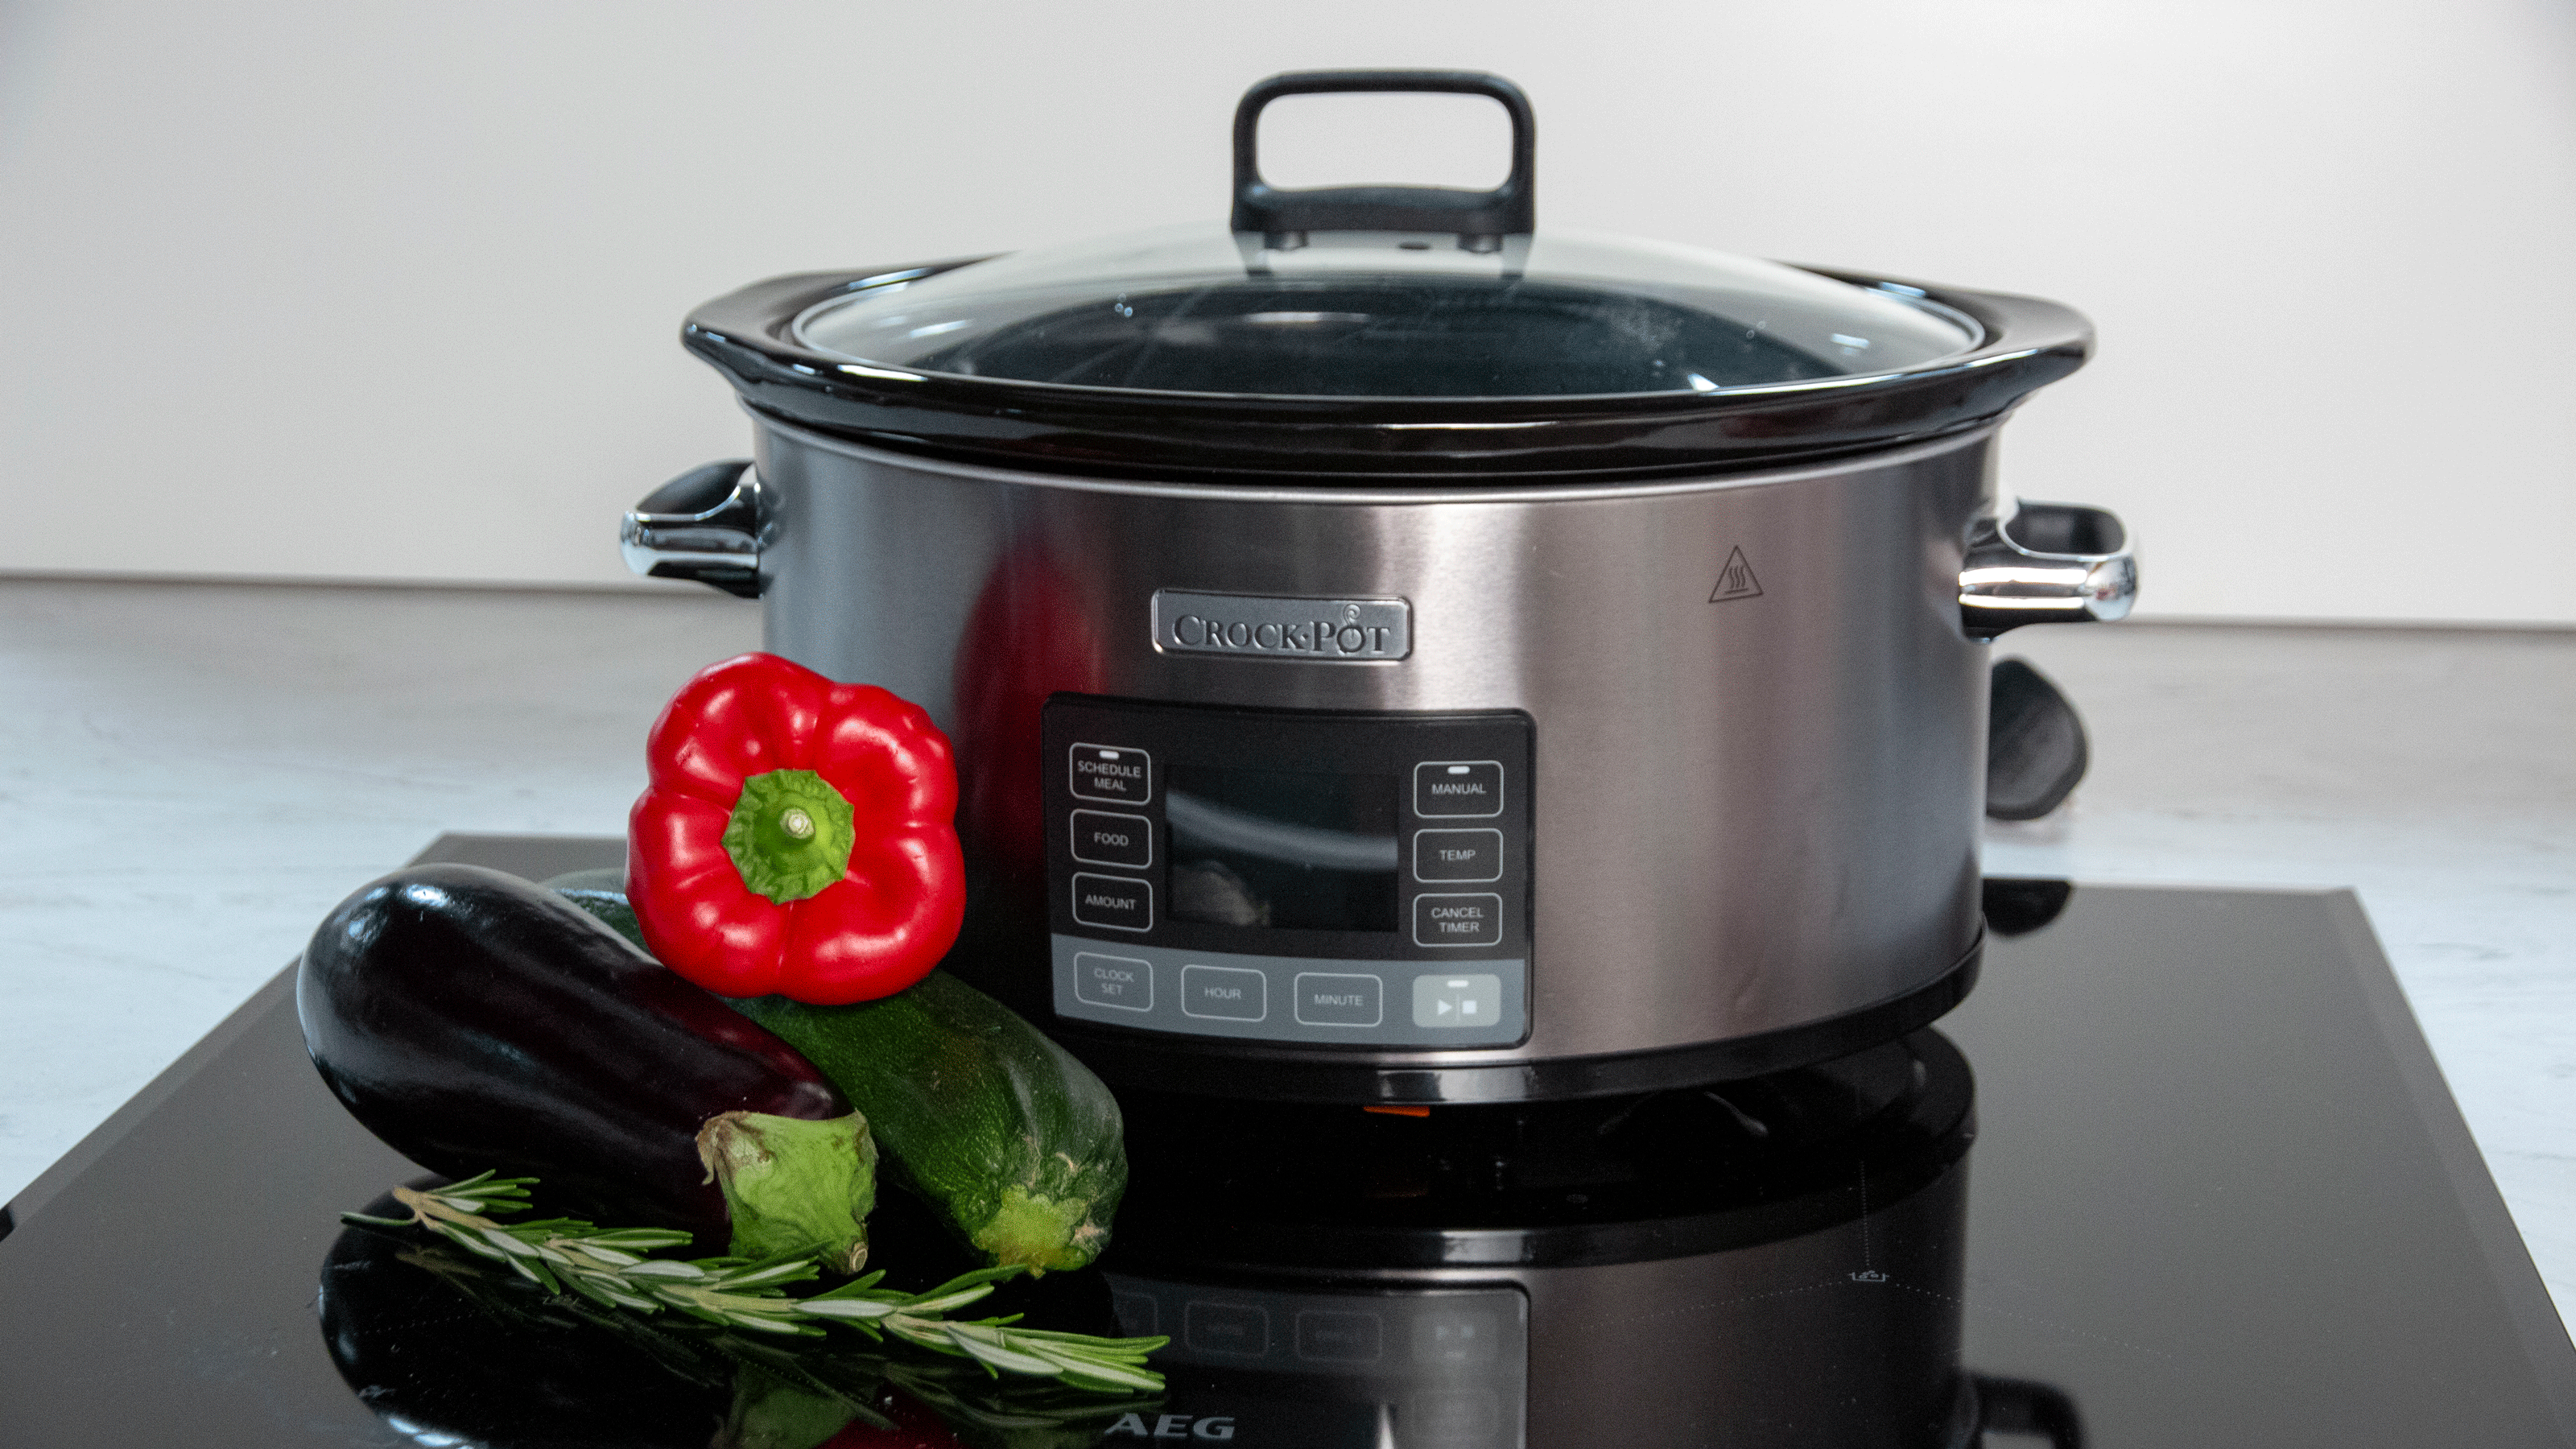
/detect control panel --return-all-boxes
[1101,1274,1529,1447]
[1042,696,1533,1048]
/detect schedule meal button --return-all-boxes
[1070,744,1152,804]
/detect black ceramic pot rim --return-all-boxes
[681,259,2092,485]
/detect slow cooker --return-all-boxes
[622,71,2136,1105]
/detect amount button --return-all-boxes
[1071,873,1153,932]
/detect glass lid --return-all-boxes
[683,70,2091,483]
[793,225,1979,401]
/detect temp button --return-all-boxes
[1414,828,1503,883]
[1414,761,1503,818]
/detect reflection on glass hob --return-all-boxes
[2,833,2571,1447]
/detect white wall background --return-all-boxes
[2,0,2570,622]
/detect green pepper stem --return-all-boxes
[722,770,857,904]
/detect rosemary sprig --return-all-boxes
[345,1172,1166,1393]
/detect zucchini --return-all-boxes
[542,873,1125,1275]
[729,972,1127,1274]
[547,867,651,954]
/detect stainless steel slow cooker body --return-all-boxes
[624,71,2136,1104]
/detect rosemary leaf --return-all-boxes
[345,1174,1168,1393]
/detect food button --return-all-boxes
[1072,952,1152,1012]
[1414,761,1503,817]
[1292,972,1383,1028]
[1070,809,1152,869]
[1179,964,1267,1022]
[1070,873,1152,932]
[1413,828,1503,883]
[1413,893,1503,947]
[1070,744,1152,804]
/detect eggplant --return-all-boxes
[299,864,875,1267]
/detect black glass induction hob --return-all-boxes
[3,833,2571,1447]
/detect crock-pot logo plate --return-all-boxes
[1152,591,1411,662]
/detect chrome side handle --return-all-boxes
[1959,500,2136,638]
[620,460,767,599]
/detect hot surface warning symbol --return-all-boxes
[1708,546,1764,602]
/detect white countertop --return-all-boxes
[3,578,2570,1323]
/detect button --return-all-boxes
[1071,873,1153,932]
[1070,743,1152,804]
[1413,893,1503,947]
[1292,972,1383,1027]
[1179,964,1267,1022]
[1183,1300,1270,1356]
[1072,952,1153,1011]
[1112,1290,1160,1337]
[1070,809,1152,868]
[1410,1304,1503,1365]
[1413,828,1503,883]
[1295,1309,1385,1364]
[1414,760,1503,818]
[1413,973,1504,1029]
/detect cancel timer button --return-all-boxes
[1413,893,1504,947]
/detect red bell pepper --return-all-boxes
[626,653,966,1005]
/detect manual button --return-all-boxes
[1414,761,1503,818]
[1070,744,1152,804]
[1413,893,1504,947]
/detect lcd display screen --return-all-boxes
[1166,765,1399,932]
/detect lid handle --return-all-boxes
[1230,70,1535,250]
